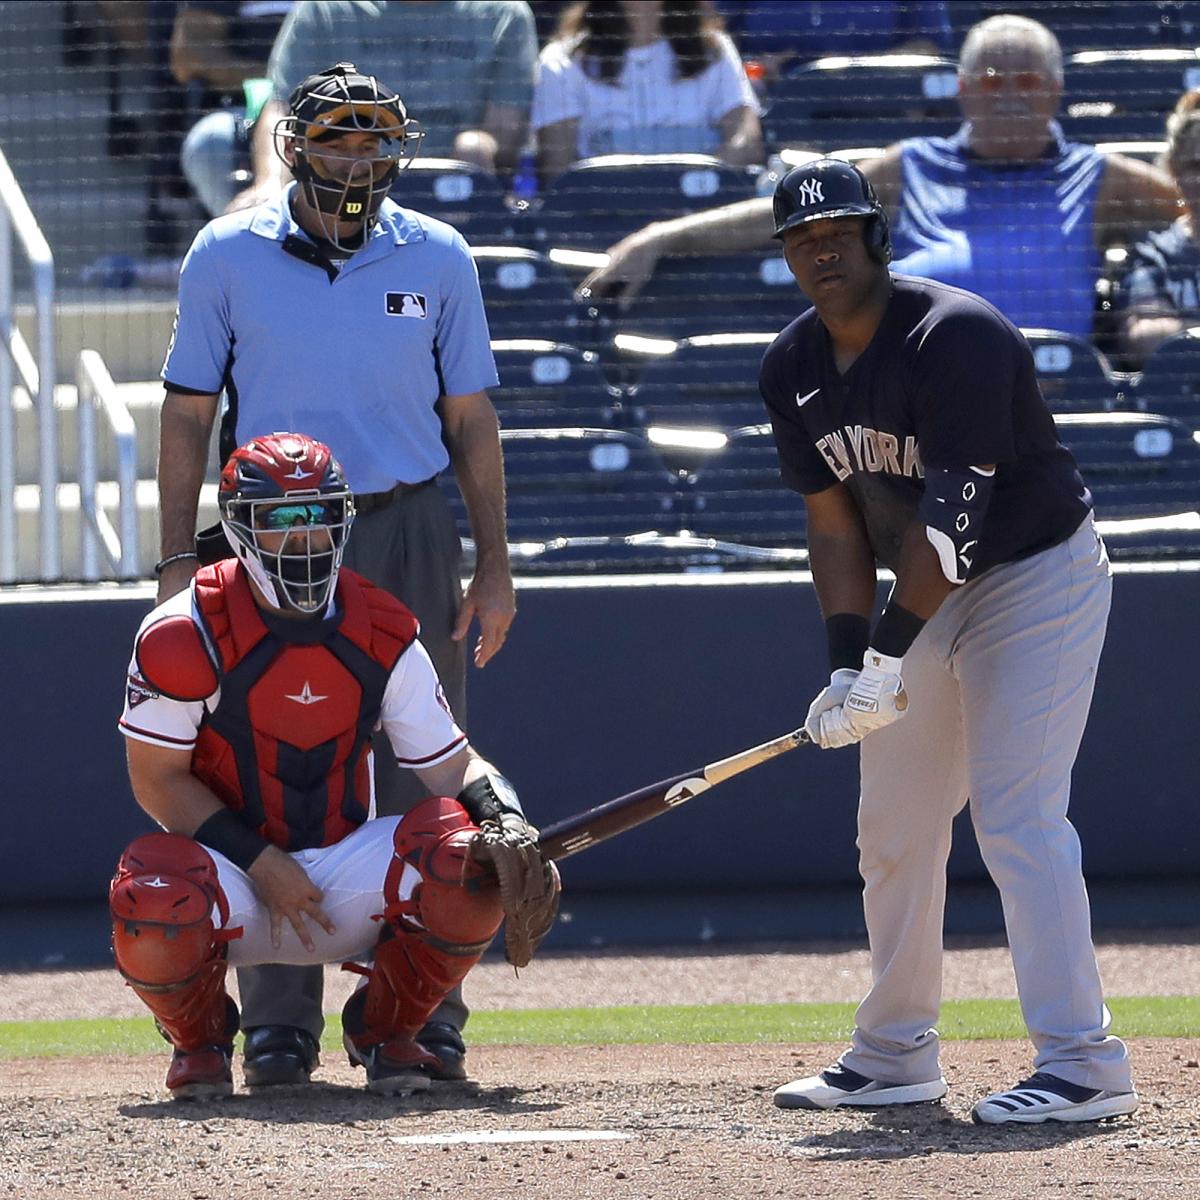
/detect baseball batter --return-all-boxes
[113,432,558,1100]
[759,159,1137,1124]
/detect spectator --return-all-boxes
[231,0,537,212]
[1118,88,1200,365]
[582,14,1181,344]
[171,1,296,217]
[716,0,956,84]
[532,0,763,182]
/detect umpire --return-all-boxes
[155,63,514,1087]
[760,160,1138,1125]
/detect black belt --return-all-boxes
[354,477,436,516]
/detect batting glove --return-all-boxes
[803,668,860,748]
[817,650,908,749]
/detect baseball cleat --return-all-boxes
[344,1032,437,1096]
[417,1020,468,1081]
[166,1044,234,1101]
[971,1072,1139,1124]
[774,1063,948,1110]
[242,1025,320,1087]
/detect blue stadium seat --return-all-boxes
[451,428,686,542]
[980,2,1200,55]
[1022,329,1120,412]
[612,252,807,343]
[490,340,620,428]
[628,332,777,431]
[534,155,758,254]
[1132,328,1200,429]
[686,424,806,547]
[1062,49,1200,140]
[764,55,960,152]
[390,158,518,242]
[472,247,599,347]
[1057,411,1200,557]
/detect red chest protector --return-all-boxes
[187,560,418,849]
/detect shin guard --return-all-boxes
[110,832,238,1051]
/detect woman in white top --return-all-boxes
[533,0,763,183]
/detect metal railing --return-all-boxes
[77,349,139,579]
[0,143,57,581]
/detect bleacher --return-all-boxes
[4,1,1200,584]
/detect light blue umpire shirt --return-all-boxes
[161,183,499,494]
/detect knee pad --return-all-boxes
[387,796,504,952]
[110,832,223,992]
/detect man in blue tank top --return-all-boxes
[582,15,1180,344]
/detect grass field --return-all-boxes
[2,994,1196,1059]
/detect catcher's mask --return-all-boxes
[218,431,355,616]
[277,61,422,248]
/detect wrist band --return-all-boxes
[871,603,927,659]
[154,551,200,578]
[825,613,871,672]
[193,809,270,872]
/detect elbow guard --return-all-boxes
[917,465,996,585]
[457,770,525,824]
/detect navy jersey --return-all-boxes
[759,275,1091,578]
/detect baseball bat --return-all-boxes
[537,727,812,862]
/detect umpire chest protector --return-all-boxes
[139,560,418,849]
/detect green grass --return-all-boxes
[1,995,1196,1059]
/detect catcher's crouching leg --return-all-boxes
[342,796,504,1094]
[110,832,239,1099]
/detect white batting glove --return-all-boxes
[803,668,860,749]
[818,650,908,749]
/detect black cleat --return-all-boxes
[417,1020,468,1081]
[242,1025,320,1087]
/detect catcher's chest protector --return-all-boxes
[191,560,418,849]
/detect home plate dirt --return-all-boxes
[2,937,1198,1200]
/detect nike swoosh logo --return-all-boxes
[796,388,820,407]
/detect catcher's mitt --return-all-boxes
[470,813,561,968]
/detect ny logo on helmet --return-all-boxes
[797,179,824,207]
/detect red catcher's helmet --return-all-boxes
[218,432,355,615]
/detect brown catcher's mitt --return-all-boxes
[470,813,561,968]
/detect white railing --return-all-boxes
[0,143,57,581]
[77,349,139,579]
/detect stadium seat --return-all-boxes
[1021,329,1121,412]
[980,1,1200,55]
[472,247,599,347]
[534,154,759,254]
[1132,328,1200,428]
[490,340,621,428]
[1062,49,1200,141]
[611,252,807,343]
[686,424,807,547]
[764,55,960,153]
[443,428,686,542]
[391,158,518,242]
[627,332,777,431]
[1057,410,1200,557]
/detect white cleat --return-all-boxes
[774,1063,949,1110]
[971,1072,1139,1125]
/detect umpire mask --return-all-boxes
[278,62,422,248]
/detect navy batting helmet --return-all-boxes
[771,158,891,263]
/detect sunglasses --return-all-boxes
[969,68,1051,93]
[258,502,337,530]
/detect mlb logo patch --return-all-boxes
[386,292,428,319]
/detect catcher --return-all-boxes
[111,431,559,1100]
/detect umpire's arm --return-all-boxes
[441,390,515,668]
[158,389,220,602]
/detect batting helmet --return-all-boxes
[218,432,355,615]
[771,158,891,263]
[276,62,422,236]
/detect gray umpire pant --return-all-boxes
[237,481,470,1041]
[843,516,1133,1094]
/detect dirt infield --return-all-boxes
[2,934,1198,1199]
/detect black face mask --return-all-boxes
[291,147,400,233]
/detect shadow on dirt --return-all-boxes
[782,1103,1137,1161]
[118,1081,563,1124]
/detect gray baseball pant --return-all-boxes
[237,481,469,1039]
[841,516,1132,1094]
